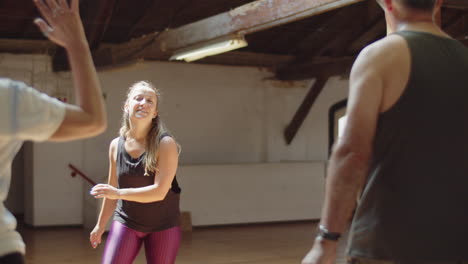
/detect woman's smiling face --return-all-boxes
[125,85,158,121]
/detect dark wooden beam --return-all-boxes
[444,13,467,38]
[347,17,386,54]
[284,77,329,144]
[276,56,355,81]
[156,0,365,53]
[310,3,383,57]
[289,6,360,60]
[127,0,189,38]
[52,0,117,71]
[127,1,162,38]
[51,49,67,71]
[315,9,367,57]
[444,0,468,9]
[0,39,55,54]
[20,6,42,39]
[92,32,164,68]
[160,51,295,68]
[277,2,368,80]
[365,0,382,21]
[0,37,290,69]
[84,0,117,50]
[51,0,367,70]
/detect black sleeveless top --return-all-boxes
[347,31,468,261]
[113,134,181,232]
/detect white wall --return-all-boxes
[1,54,349,226]
[177,162,326,226]
[0,54,81,225]
[264,77,349,162]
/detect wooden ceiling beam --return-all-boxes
[0,36,293,69]
[148,51,295,68]
[347,17,386,54]
[91,33,164,68]
[444,0,468,9]
[444,13,468,39]
[51,0,368,71]
[288,7,358,60]
[276,2,366,80]
[52,0,117,71]
[0,39,55,54]
[127,1,162,38]
[314,9,366,57]
[276,56,355,80]
[84,0,117,50]
[284,77,329,144]
[156,0,365,53]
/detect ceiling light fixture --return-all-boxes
[170,34,248,62]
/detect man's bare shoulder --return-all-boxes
[357,34,409,68]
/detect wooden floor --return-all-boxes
[18,221,349,264]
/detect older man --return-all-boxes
[302,0,468,263]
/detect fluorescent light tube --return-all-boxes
[170,35,248,62]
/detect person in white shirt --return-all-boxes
[0,0,107,263]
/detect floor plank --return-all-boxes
[18,221,348,264]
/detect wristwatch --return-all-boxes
[316,225,341,241]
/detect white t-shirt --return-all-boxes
[0,78,66,256]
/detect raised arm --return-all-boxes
[91,136,179,203]
[33,0,107,141]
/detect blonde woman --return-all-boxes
[90,81,181,264]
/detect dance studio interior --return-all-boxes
[1,0,467,263]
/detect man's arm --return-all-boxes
[302,42,386,264]
[33,0,107,141]
[320,46,384,233]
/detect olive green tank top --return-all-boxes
[347,31,468,262]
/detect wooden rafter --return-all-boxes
[316,11,367,57]
[125,0,191,38]
[163,51,295,68]
[444,0,468,9]
[52,0,117,71]
[284,77,329,144]
[8,0,467,73]
[276,56,355,81]
[288,7,359,60]
[84,0,117,50]
[347,17,386,54]
[0,39,54,54]
[275,2,368,80]
[20,6,41,39]
[156,0,365,53]
[444,13,468,39]
[48,0,367,71]
[127,1,163,38]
